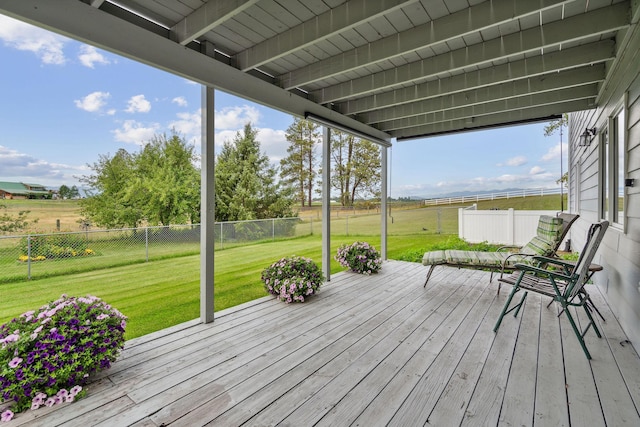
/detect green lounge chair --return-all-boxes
[493,220,609,359]
[422,213,579,288]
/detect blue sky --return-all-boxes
[0,15,567,199]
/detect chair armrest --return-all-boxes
[513,263,572,281]
[498,252,534,279]
[531,256,575,274]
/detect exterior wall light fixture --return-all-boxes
[579,126,597,147]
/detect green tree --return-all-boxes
[79,149,144,229]
[280,118,320,207]
[136,133,200,225]
[58,185,71,200]
[69,185,80,199]
[80,133,200,228]
[556,172,569,188]
[0,205,37,233]
[330,131,381,206]
[215,123,294,221]
[543,113,568,138]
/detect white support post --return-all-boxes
[380,146,388,260]
[322,125,331,281]
[200,85,215,323]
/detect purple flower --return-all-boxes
[1,410,14,422]
[8,357,23,368]
[44,397,56,407]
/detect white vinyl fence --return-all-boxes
[425,187,561,206]
[459,207,564,246]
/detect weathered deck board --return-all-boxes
[499,294,541,426]
[5,261,640,426]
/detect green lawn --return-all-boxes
[1,195,563,340]
[0,233,441,339]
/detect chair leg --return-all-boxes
[423,265,436,288]
[513,291,528,318]
[578,293,602,339]
[494,286,525,332]
[561,303,593,359]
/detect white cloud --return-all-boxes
[74,91,111,113]
[0,145,86,186]
[0,15,67,65]
[497,155,527,167]
[215,105,261,129]
[541,142,568,161]
[125,95,151,113]
[257,128,288,162]
[113,120,160,145]
[172,96,188,107]
[78,45,110,68]
[529,166,545,175]
[168,110,201,144]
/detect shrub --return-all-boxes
[0,295,127,421]
[17,233,95,261]
[395,237,501,263]
[261,256,324,303]
[335,241,383,275]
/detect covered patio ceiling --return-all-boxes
[0,0,633,144]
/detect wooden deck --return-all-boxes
[7,260,640,426]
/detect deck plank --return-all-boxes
[534,298,570,426]
[313,271,491,426]
[4,261,640,427]
[587,286,640,412]
[559,304,606,427]
[377,277,498,426]
[499,294,541,426]
[576,291,640,426]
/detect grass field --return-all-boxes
[0,233,438,338]
[1,194,566,339]
[1,199,82,232]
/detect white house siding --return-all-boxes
[569,23,640,352]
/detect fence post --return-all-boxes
[310,218,313,235]
[458,208,464,240]
[437,209,442,234]
[346,216,349,236]
[145,227,149,262]
[27,235,32,280]
[507,208,515,245]
[272,218,275,241]
[220,222,224,249]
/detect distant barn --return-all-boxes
[0,181,52,199]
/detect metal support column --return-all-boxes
[322,125,331,281]
[381,146,388,260]
[200,85,215,323]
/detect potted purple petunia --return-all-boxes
[262,256,325,303]
[0,295,126,422]
[335,241,383,275]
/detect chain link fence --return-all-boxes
[1,208,459,282]
[314,206,459,236]
[0,218,307,282]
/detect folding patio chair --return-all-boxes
[493,220,609,359]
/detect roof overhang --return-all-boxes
[0,0,635,143]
